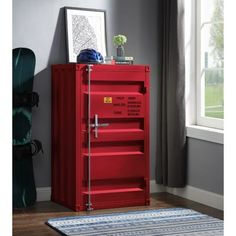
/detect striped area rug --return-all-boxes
[46,208,223,235]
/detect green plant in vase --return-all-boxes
[113,34,127,57]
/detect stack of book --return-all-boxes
[104,56,134,65]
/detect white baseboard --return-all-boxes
[166,185,223,211]
[36,187,51,202]
[36,182,223,211]
[150,180,167,193]
[149,180,223,210]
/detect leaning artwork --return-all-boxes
[65,7,107,63]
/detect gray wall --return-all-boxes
[187,138,223,195]
[13,0,159,187]
[13,0,223,196]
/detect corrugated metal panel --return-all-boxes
[51,64,150,211]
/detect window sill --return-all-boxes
[186,125,224,144]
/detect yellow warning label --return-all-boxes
[104,97,112,103]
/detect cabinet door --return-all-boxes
[80,65,150,209]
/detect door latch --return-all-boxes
[90,114,109,138]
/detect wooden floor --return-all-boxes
[13,193,223,236]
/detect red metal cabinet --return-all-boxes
[51,64,150,211]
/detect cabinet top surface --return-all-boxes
[52,64,150,72]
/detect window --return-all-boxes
[196,0,224,129]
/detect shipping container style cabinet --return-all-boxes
[51,64,150,211]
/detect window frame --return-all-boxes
[196,0,224,130]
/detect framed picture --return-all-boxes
[65,7,107,63]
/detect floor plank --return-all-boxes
[13,193,223,236]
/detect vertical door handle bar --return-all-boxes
[86,64,93,211]
[91,114,109,138]
[94,114,98,138]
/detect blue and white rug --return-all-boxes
[46,208,223,235]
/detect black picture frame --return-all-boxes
[64,7,107,63]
